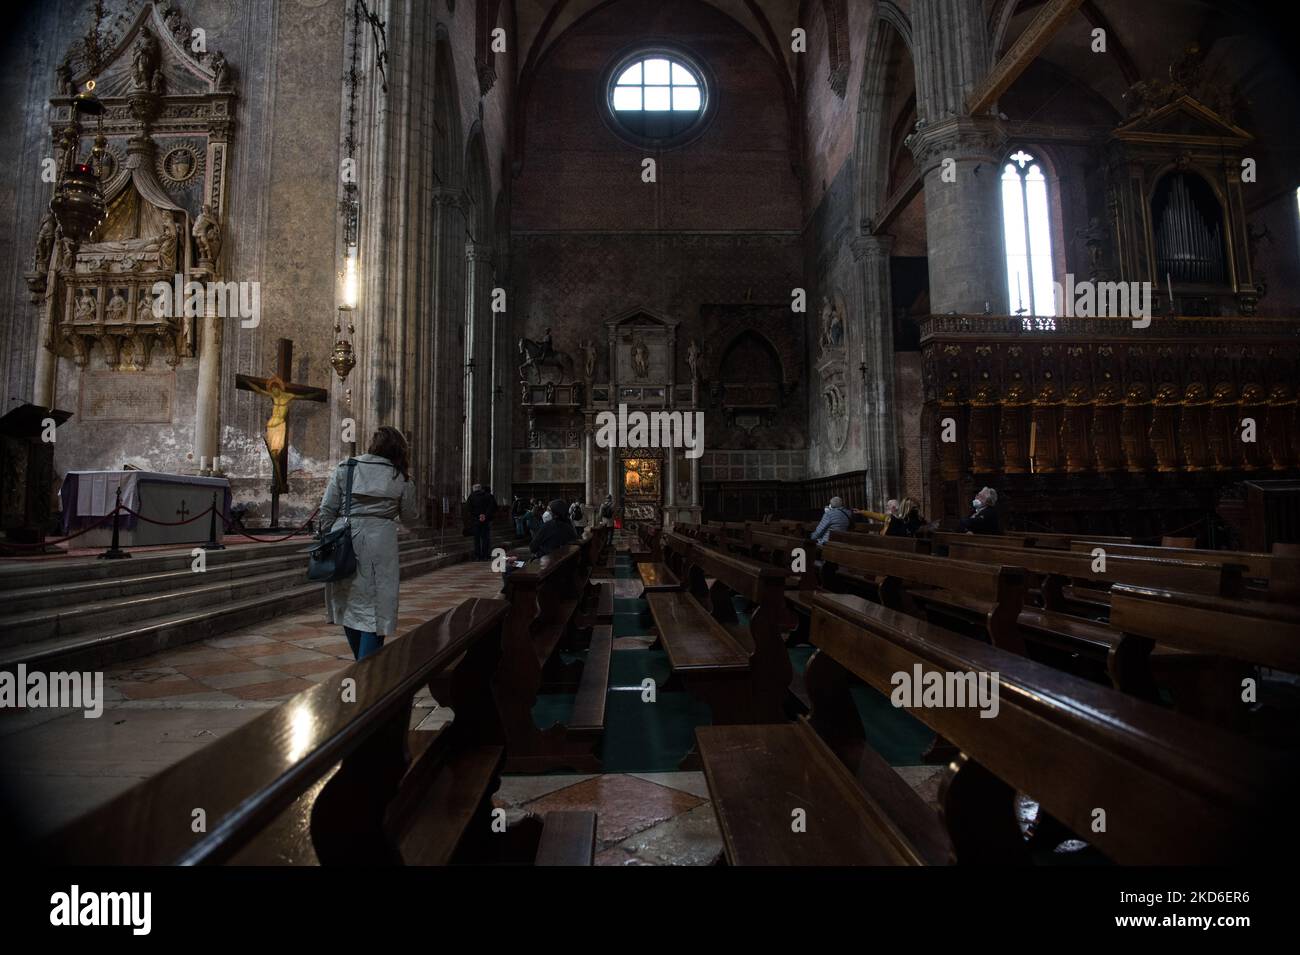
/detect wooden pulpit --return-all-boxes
[0,404,73,546]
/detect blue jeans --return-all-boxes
[344,626,385,661]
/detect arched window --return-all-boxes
[1000,149,1056,327]
[603,49,712,147]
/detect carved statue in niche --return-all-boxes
[74,290,95,323]
[33,213,56,271]
[136,290,155,324]
[686,339,701,383]
[1075,216,1111,280]
[210,51,232,91]
[131,28,163,94]
[105,289,128,324]
[193,204,221,267]
[631,338,650,379]
[579,338,596,381]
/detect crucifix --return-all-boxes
[236,338,328,528]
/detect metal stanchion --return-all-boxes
[97,487,131,560]
[203,491,226,551]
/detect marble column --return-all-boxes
[666,445,676,512]
[462,240,491,493]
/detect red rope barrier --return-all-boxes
[0,509,124,551]
[222,507,321,544]
[119,503,217,526]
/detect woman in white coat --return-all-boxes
[318,426,418,660]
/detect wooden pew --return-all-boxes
[35,598,595,865]
[940,540,1244,680]
[820,539,1029,654]
[497,545,611,772]
[1108,583,1300,734]
[577,525,615,625]
[697,591,1290,865]
[647,533,798,734]
[1068,540,1299,600]
[1003,530,1135,550]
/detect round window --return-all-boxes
[602,48,714,148]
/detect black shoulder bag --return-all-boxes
[307,459,358,582]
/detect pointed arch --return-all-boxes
[854,3,914,234]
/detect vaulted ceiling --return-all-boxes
[513,0,802,82]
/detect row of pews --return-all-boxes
[35,526,621,866]
[639,517,1299,864]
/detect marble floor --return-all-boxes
[1,552,949,862]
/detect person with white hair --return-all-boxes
[811,495,854,545]
[960,486,1001,535]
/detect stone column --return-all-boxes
[666,446,676,510]
[194,302,223,474]
[583,417,594,505]
[462,240,491,492]
[690,454,700,507]
[32,293,58,408]
[907,0,1006,316]
[853,234,900,505]
[906,118,1007,315]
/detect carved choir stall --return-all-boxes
[919,51,1297,541]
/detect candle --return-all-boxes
[1029,420,1038,471]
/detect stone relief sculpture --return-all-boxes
[131,27,163,94]
[33,213,56,272]
[106,289,128,324]
[819,296,845,354]
[193,204,222,268]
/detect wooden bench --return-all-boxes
[497,545,611,772]
[637,559,681,592]
[821,539,1028,655]
[1068,540,1299,600]
[35,598,595,865]
[698,590,1290,864]
[647,533,798,736]
[1108,583,1300,734]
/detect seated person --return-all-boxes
[885,497,927,537]
[811,496,854,545]
[530,498,578,557]
[959,486,1001,535]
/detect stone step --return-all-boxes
[0,540,451,650]
[0,526,444,592]
[0,548,467,673]
[0,534,437,615]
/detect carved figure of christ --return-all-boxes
[235,339,327,493]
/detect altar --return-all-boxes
[60,471,231,547]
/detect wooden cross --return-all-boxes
[236,338,328,497]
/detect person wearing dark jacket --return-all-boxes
[465,483,498,560]
[511,496,529,539]
[959,486,1001,535]
[530,498,578,557]
[885,497,926,537]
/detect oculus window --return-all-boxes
[603,49,713,148]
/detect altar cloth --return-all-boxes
[60,471,232,546]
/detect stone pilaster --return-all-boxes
[852,234,899,505]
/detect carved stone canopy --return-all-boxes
[34,1,238,371]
